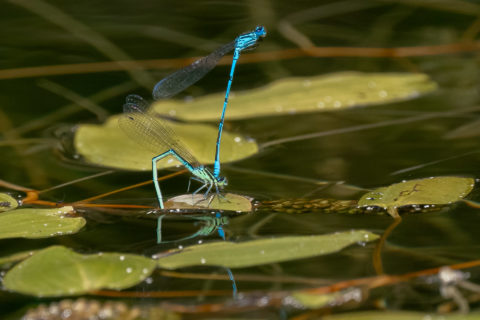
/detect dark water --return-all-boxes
[1,0,480,318]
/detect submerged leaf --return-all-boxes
[0,250,36,268]
[320,311,480,319]
[152,72,437,121]
[165,193,252,212]
[3,246,156,297]
[444,118,480,139]
[18,299,181,320]
[358,176,475,209]
[292,288,362,309]
[74,115,258,171]
[0,206,85,239]
[156,230,378,269]
[257,198,359,214]
[0,193,18,212]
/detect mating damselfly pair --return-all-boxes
[120,26,266,209]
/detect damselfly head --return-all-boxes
[255,26,267,38]
[218,176,228,187]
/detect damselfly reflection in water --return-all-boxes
[119,94,226,209]
[155,212,237,296]
[156,212,230,243]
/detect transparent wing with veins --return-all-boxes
[152,41,236,100]
[119,94,201,168]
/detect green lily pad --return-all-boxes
[156,230,378,269]
[165,193,252,212]
[0,206,85,239]
[74,114,258,171]
[151,72,437,121]
[358,176,475,209]
[0,193,18,212]
[3,246,156,297]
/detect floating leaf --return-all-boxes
[156,230,378,269]
[3,246,156,297]
[74,115,258,171]
[0,206,85,239]
[358,176,475,209]
[165,193,252,212]
[0,193,18,212]
[152,72,437,121]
